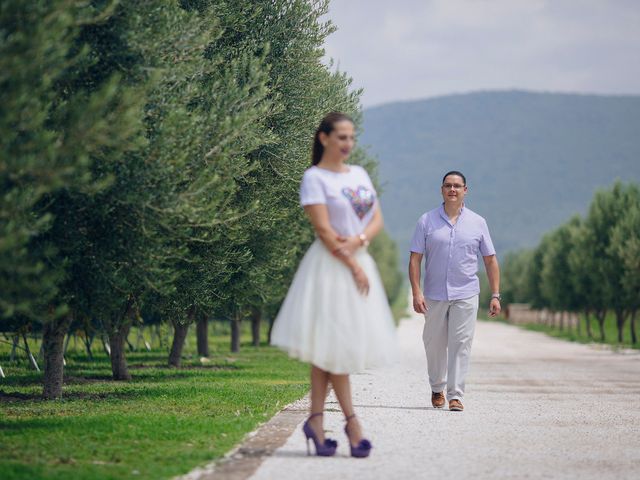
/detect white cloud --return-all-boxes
[322,0,640,107]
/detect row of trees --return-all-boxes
[501,182,640,344]
[1,1,403,398]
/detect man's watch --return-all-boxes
[358,233,370,247]
[491,293,501,301]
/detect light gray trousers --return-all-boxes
[422,295,479,401]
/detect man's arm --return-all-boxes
[409,252,427,314]
[483,254,501,317]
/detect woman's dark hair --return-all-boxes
[311,112,354,165]
[442,170,467,186]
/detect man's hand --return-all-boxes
[488,298,501,317]
[413,293,428,314]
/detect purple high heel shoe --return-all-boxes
[303,412,338,456]
[344,413,372,458]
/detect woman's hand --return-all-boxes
[351,265,370,296]
[334,235,362,257]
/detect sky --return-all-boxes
[322,0,640,108]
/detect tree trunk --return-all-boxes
[196,313,210,357]
[102,335,111,356]
[267,316,274,345]
[169,319,190,367]
[584,309,593,339]
[615,308,626,344]
[10,334,19,361]
[126,335,135,351]
[559,311,564,331]
[155,324,163,348]
[108,322,132,381]
[22,333,39,371]
[135,327,150,351]
[251,307,261,347]
[142,327,151,351]
[595,310,606,342]
[150,324,162,349]
[83,331,94,360]
[231,313,241,353]
[42,315,72,399]
[630,310,637,345]
[81,317,94,359]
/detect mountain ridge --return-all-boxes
[361,90,640,261]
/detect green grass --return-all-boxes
[481,311,640,350]
[0,323,309,480]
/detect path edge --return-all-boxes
[175,394,310,480]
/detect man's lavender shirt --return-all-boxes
[410,204,496,301]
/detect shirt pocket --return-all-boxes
[457,232,481,273]
[458,230,480,252]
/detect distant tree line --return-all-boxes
[0,0,403,399]
[501,181,640,344]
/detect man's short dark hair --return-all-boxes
[442,170,466,186]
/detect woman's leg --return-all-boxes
[310,364,330,441]
[329,373,363,445]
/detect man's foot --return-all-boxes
[449,399,464,411]
[431,391,445,408]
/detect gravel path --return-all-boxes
[247,311,640,480]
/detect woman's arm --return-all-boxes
[363,204,384,241]
[304,204,369,295]
[337,203,384,255]
[303,204,360,270]
[303,204,342,252]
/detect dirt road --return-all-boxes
[188,311,640,480]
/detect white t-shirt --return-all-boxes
[299,165,378,236]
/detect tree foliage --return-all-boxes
[1,0,404,397]
[501,181,640,344]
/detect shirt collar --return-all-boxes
[439,202,465,225]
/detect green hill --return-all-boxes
[361,90,640,261]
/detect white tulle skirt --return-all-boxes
[271,239,398,374]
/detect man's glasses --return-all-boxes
[442,183,465,190]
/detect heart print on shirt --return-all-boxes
[341,185,375,220]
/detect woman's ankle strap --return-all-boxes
[345,413,356,422]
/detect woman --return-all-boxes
[271,112,397,458]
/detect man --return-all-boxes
[409,171,501,412]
